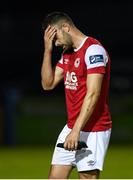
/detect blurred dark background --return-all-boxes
[0,0,133,146]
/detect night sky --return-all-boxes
[0,0,133,95]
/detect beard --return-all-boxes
[62,31,73,51]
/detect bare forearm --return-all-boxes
[73,92,100,132]
[41,25,57,89]
[41,51,54,89]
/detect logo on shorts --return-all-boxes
[87,160,96,166]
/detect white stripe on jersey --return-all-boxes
[85,44,108,69]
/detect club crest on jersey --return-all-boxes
[89,55,104,64]
[74,58,80,68]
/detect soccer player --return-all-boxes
[41,11,112,179]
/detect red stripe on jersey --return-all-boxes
[87,66,106,74]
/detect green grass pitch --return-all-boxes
[0,144,133,179]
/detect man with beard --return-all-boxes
[41,11,112,179]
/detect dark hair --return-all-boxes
[42,11,74,30]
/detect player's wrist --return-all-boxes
[44,46,53,53]
[72,125,81,134]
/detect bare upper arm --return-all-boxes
[86,73,104,94]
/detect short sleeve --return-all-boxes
[56,55,64,69]
[85,44,108,74]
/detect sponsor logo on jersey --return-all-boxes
[89,55,104,64]
[74,58,80,68]
[65,71,78,90]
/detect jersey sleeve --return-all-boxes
[56,55,64,69]
[85,44,108,74]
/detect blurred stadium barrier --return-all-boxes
[1,88,133,145]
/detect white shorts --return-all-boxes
[51,125,111,172]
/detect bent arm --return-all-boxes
[41,53,64,90]
[73,73,104,132]
[41,25,64,90]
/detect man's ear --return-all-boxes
[62,23,70,32]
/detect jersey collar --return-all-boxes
[74,36,88,52]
